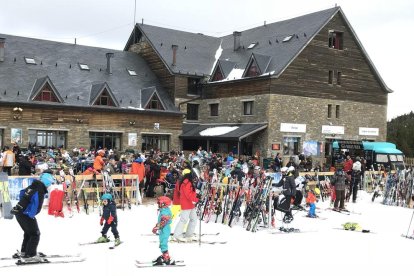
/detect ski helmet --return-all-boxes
[281,167,288,174]
[182,169,192,176]
[101,193,113,201]
[40,172,55,188]
[157,196,172,208]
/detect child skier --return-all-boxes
[97,193,121,246]
[306,188,318,218]
[152,196,175,265]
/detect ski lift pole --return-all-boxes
[405,208,414,237]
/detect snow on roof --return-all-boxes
[210,40,223,75]
[199,126,239,136]
[225,68,245,81]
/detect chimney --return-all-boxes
[0,38,5,62]
[233,31,241,51]
[105,52,114,74]
[171,45,178,66]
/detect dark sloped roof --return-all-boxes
[124,7,391,93]
[180,123,268,141]
[134,24,222,76]
[0,34,181,114]
[89,82,119,106]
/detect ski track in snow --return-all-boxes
[0,191,413,276]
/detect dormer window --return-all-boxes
[328,31,343,50]
[79,63,90,70]
[94,90,115,106]
[25,57,36,64]
[145,94,164,110]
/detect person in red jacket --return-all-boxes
[172,169,199,242]
[130,156,145,193]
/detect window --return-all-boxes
[94,90,115,106]
[79,63,90,70]
[376,154,388,163]
[142,134,170,152]
[29,130,67,148]
[245,60,259,77]
[188,78,202,95]
[33,83,60,102]
[283,137,300,155]
[335,105,340,118]
[328,104,332,118]
[89,132,121,151]
[211,67,224,82]
[328,70,333,84]
[328,31,343,50]
[145,94,164,110]
[243,101,254,115]
[186,104,199,120]
[209,103,219,116]
[127,69,137,76]
[24,57,36,64]
[247,42,258,49]
[337,71,342,85]
[282,35,293,42]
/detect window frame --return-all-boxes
[328,104,332,118]
[209,103,219,117]
[243,101,254,116]
[328,31,344,50]
[186,103,199,120]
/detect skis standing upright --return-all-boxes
[69,169,80,213]
[0,172,13,219]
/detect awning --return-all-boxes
[180,123,268,141]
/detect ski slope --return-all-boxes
[0,191,413,276]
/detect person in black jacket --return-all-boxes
[97,193,120,246]
[11,171,54,261]
[18,155,33,176]
[274,166,296,223]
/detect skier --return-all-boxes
[97,193,121,246]
[172,168,199,242]
[152,196,175,265]
[305,188,318,218]
[10,171,54,261]
[331,168,347,211]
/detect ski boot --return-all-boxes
[114,238,121,246]
[282,213,294,223]
[153,251,175,266]
[97,235,110,243]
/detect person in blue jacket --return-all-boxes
[97,193,121,246]
[152,196,175,265]
[11,170,54,261]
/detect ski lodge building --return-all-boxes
[0,6,391,164]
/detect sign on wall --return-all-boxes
[11,128,22,144]
[128,133,137,146]
[322,125,344,135]
[280,123,306,133]
[359,127,379,136]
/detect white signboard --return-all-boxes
[359,127,379,136]
[322,125,344,135]
[280,123,306,133]
[128,133,137,146]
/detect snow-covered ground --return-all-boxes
[1,191,413,276]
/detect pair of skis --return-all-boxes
[135,260,185,268]
[0,253,85,268]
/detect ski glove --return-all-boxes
[100,216,104,226]
[152,226,159,234]
[107,215,114,224]
[10,204,23,215]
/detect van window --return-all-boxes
[389,155,397,162]
[376,154,388,163]
[397,155,404,162]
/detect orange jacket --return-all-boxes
[93,155,105,171]
[130,161,145,183]
[306,191,316,204]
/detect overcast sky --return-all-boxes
[1,0,413,121]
